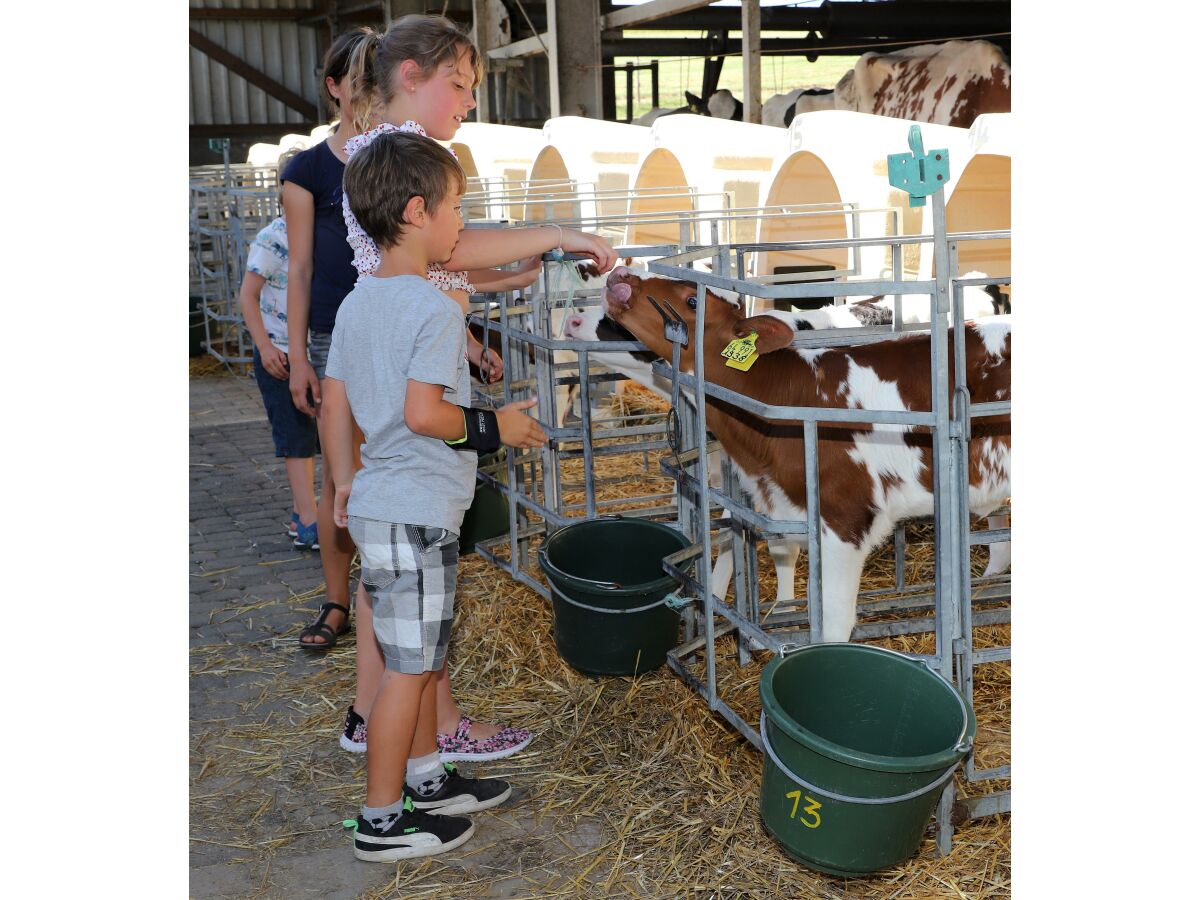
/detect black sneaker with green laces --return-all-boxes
[411,762,512,815]
[353,794,475,862]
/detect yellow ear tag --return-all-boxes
[721,332,759,371]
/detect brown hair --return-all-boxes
[348,14,483,119]
[343,131,466,251]
[275,146,303,190]
[323,27,380,128]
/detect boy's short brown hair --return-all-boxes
[343,131,466,250]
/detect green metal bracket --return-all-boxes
[663,592,694,611]
[887,125,950,208]
[208,138,230,154]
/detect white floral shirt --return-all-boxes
[342,121,474,294]
[245,216,291,352]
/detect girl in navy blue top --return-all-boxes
[281,30,371,664]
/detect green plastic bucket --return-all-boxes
[759,644,976,877]
[537,516,691,676]
[458,450,508,556]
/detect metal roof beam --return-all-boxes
[189,29,319,121]
[600,0,717,31]
[189,9,308,20]
[487,32,551,59]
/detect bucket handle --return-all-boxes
[538,547,622,591]
[550,585,675,615]
[919,658,975,754]
[759,712,964,806]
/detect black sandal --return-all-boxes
[298,602,351,651]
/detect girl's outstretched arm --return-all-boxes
[444,226,618,274]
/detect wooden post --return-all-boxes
[550,0,604,118]
[471,0,494,123]
[741,0,761,123]
[625,62,634,122]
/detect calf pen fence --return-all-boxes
[189,162,282,365]
[465,179,1011,854]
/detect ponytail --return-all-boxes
[322,26,380,127]
[345,32,381,133]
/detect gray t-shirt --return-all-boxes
[325,274,476,533]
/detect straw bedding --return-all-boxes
[190,378,1009,898]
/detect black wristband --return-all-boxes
[445,407,501,453]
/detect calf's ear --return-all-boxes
[731,315,795,355]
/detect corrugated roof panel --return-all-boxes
[191,45,213,125]
[280,22,303,123]
[190,0,322,126]
[225,17,251,123]
[207,20,232,124]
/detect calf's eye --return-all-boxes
[686,295,697,309]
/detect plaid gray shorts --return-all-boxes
[347,517,459,674]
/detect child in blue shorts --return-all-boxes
[321,131,549,861]
[237,150,320,548]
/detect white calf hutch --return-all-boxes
[627,115,789,247]
[946,113,1012,280]
[759,111,972,284]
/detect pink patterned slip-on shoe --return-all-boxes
[340,705,367,753]
[436,715,533,763]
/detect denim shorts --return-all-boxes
[253,347,319,458]
[309,330,332,381]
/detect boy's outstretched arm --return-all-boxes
[405,381,547,450]
[320,377,357,527]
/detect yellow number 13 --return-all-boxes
[785,790,823,829]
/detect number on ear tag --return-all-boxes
[721,332,759,371]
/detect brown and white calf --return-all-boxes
[785,274,1012,576]
[601,266,1011,642]
[563,305,803,607]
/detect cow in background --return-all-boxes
[834,40,1010,127]
[633,91,708,126]
[705,89,744,121]
[756,39,1009,129]
[762,87,836,128]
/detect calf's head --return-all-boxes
[602,267,797,374]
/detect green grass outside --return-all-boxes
[614,30,856,120]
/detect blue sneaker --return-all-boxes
[293,520,320,550]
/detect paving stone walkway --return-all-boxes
[188,372,612,899]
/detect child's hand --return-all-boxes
[258,342,290,380]
[333,483,351,528]
[466,337,504,384]
[479,347,504,383]
[561,231,619,274]
[290,357,321,416]
[496,397,547,449]
[508,255,542,290]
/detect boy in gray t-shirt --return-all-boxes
[321,131,547,863]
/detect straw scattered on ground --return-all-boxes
[190,375,1009,899]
